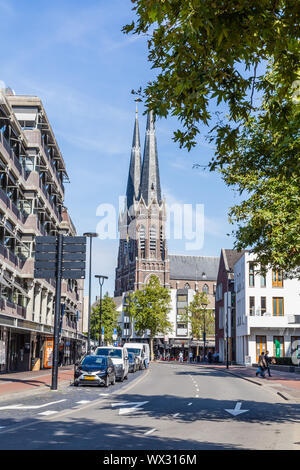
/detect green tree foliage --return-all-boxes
[180,291,214,339]
[123,1,300,273]
[91,293,119,344]
[130,275,173,359]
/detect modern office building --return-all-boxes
[234,252,300,365]
[0,87,85,372]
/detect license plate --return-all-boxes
[84,376,95,380]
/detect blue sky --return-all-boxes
[0,0,241,297]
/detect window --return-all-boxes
[273,297,284,316]
[177,295,188,303]
[249,296,255,316]
[139,225,145,257]
[272,270,283,288]
[184,283,190,289]
[256,336,266,362]
[219,307,224,329]
[150,226,156,252]
[216,283,222,302]
[291,337,300,362]
[249,262,255,287]
[202,284,209,294]
[273,336,285,358]
[260,273,266,287]
[260,297,266,316]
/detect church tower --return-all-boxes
[114,110,169,296]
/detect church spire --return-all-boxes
[126,108,142,211]
[139,110,162,206]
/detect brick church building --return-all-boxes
[114,109,219,357]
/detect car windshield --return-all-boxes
[81,356,107,366]
[96,348,122,358]
[127,348,141,355]
[128,353,135,359]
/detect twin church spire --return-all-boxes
[125,109,162,210]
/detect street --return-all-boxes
[0,362,299,450]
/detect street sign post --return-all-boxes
[34,235,86,391]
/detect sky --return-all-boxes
[0,0,241,297]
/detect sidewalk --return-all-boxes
[0,366,75,401]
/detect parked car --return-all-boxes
[95,346,129,381]
[123,342,150,369]
[74,355,116,387]
[128,352,140,373]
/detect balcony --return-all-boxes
[0,132,25,179]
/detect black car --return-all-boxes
[74,355,116,387]
[128,352,140,373]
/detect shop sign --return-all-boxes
[44,337,54,368]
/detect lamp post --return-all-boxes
[95,275,108,347]
[83,232,98,354]
[201,300,208,362]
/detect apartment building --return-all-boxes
[0,87,85,372]
[234,252,300,365]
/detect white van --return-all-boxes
[124,343,150,369]
[95,346,129,381]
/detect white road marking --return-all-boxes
[225,402,249,416]
[76,400,91,404]
[0,399,67,411]
[187,402,192,406]
[173,413,180,418]
[38,410,58,416]
[144,428,156,436]
[99,393,110,397]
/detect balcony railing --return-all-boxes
[0,132,24,178]
[249,309,272,317]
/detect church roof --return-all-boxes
[139,111,162,206]
[169,255,219,281]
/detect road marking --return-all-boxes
[187,402,192,406]
[173,413,180,418]
[38,410,58,416]
[0,399,67,411]
[111,401,149,415]
[144,428,156,436]
[99,393,110,397]
[225,402,249,416]
[76,400,91,404]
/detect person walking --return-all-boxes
[179,351,183,363]
[256,351,267,378]
[189,351,193,364]
[264,350,272,377]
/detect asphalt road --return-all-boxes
[0,362,299,450]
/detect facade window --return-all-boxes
[184,283,190,289]
[260,273,266,287]
[272,270,283,288]
[249,262,255,287]
[256,336,267,362]
[177,294,188,303]
[260,297,266,316]
[219,306,224,329]
[139,225,145,258]
[273,297,284,316]
[150,226,156,252]
[249,296,255,316]
[273,336,285,358]
[216,283,222,302]
[202,284,209,294]
[160,226,165,260]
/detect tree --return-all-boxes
[130,275,173,360]
[91,293,119,345]
[123,1,300,273]
[180,291,214,357]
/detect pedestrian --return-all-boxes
[256,351,267,378]
[208,351,212,364]
[264,350,272,377]
[179,351,183,363]
[189,351,193,364]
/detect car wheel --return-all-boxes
[104,375,110,387]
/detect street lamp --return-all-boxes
[95,275,108,347]
[83,232,98,354]
[201,300,208,362]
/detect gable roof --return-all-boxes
[169,255,219,281]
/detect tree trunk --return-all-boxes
[150,337,154,362]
